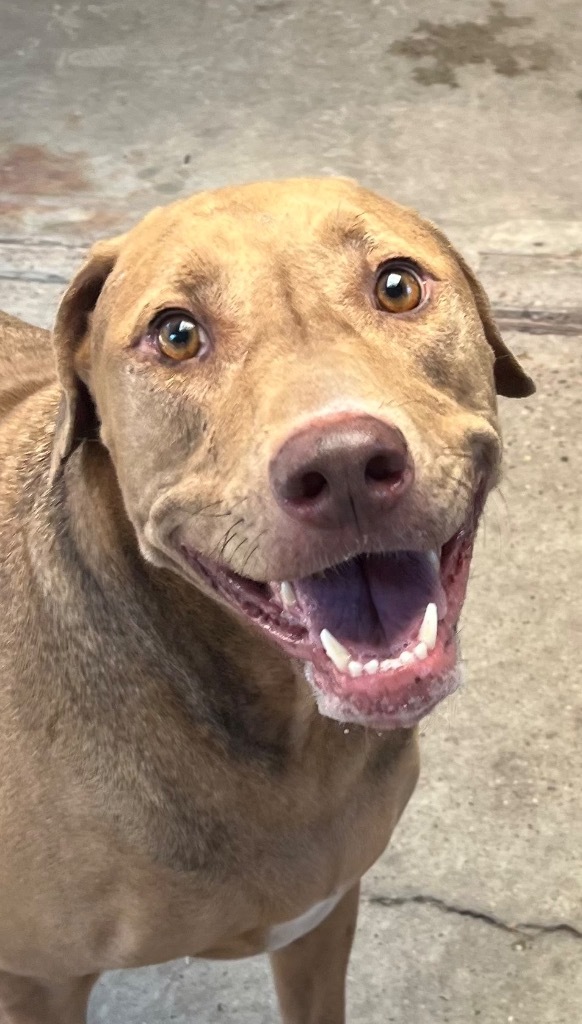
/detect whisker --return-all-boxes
[241,530,268,575]
[230,535,250,562]
[218,518,246,558]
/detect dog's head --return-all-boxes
[51,178,534,729]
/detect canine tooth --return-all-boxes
[413,641,429,661]
[418,602,438,651]
[320,629,351,671]
[280,581,297,608]
[364,659,379,675]
[399,650,415,666]
[348,660,363,677]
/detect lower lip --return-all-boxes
[305,632,459,730]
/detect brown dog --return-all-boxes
[0,178,533,1023]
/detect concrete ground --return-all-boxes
[1,1,581,1021]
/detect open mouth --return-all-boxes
[180,512,479,730]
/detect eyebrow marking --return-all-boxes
[322,208,379,255]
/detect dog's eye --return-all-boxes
[374,264,424,314]
[156,314,204,361]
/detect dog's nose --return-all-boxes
[269,414,413,528]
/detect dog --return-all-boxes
[0,177,534,1023]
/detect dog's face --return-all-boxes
[52,178,533,730]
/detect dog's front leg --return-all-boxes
[0,971,98,1024]
[269,883,360,1024]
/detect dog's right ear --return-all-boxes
[425,221,535,399]
[49,235,125,484]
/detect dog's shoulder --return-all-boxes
[0,311,56,422]
[0,310,52,364]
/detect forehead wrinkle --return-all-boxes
[137,233,247,324]
[320,208,380,257]
[315,194,456,272]
[270,254,311,338]
[318,207,432,272]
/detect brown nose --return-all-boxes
[269,414,413,529]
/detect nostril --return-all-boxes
[289,470,328,502]
[365,452,405,485]
[301,471,328,500]
[270,416,413,525]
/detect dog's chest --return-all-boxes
[50,731,418,969]
[265,885,349,951]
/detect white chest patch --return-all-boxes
[266,887,347,952]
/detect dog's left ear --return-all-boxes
[430,226,535,399]
[457,251,535,399]
[49,235,125,483]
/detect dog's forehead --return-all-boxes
[119,179,453,275]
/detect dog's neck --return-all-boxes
[22,432,413,871]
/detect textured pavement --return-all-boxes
[1,1,581,1022]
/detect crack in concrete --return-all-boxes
[494,307,582,335]
[1,265,581,336]
[0,268,69,284]
[368,893,582,943]
[2,240,582,336]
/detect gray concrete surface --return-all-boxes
[0,0,581,1022]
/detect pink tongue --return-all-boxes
[293,552,439,651]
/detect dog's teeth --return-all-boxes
[380,658,398,671]
[399,650,415,666]
[280,581,297,608]
[413,641,429,661]
[348,660,363,677]
[418,602,438,651]
[364,659,379,675]
[320,629,351,671]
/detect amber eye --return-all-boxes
[374,264,424,314]
[156,314,203,361]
